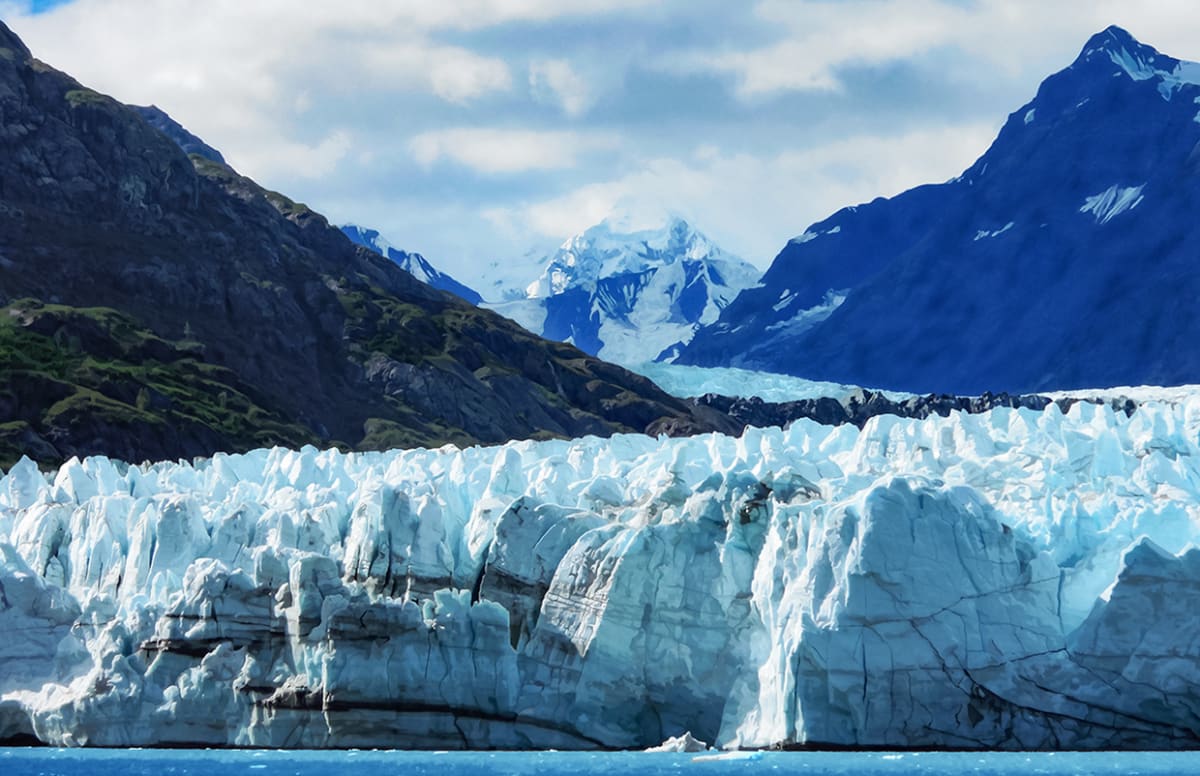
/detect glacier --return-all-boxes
[627,361,914,404]
[2,397,1200,749]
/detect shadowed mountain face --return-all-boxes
[0,22,730,467]
[677,26,1200,395]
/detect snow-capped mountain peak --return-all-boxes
[527,216,745,299]
[482,215,760,366]
[1077,25,1200,99]
[341,224,483,305]
[1081,25,1148,59]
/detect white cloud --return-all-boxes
[430,54,513,103]
[348,0,657,32]
[709,0,964,95]
[409,128,616,174]
[680,0,1200,98]
[0,0,592,181]
[483,122,999,266]
[12,0,1200,283]
[360,42,513,103]
[250,131,354,180]
[530,59,593,116]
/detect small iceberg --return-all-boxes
[645,732,710,752]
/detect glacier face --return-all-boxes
[2,398,1200,749]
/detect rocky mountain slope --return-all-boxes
[340,225,483,305]
[677,26,1200,395]
[484,217,759,366]
[2,396,1198,749]
[0,22,728,469]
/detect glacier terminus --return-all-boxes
[2,396,1199,749]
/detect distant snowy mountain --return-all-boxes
[677,26,1200,395]
[474,246,552,304]
[483,217,759,365]
[341,225,482,304]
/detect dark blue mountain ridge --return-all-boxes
[341,225,483,305]
[676,26,1200,395]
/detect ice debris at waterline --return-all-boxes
[2,399,1200,749]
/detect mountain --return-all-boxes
[0,22,729,468]
[677,26,1200,395]
[130,104,225,164]
[484,217,760,366]
[474,244,554,304]
[4,398,1200,749]
[340,225,483,305]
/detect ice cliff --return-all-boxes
[2,398,1200,749]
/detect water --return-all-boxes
[0,749,1194,776]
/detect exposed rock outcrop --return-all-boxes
[693,389,1138,432]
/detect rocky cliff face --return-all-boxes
[678,26,1200,395]
[0,22,727,468]
[2,395,1199,749]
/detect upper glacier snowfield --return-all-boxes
[629,362,915,402]
[2,390,1199,748]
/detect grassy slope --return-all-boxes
[0,300,321,467]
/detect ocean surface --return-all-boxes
[1,749,1195,775]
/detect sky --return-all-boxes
[4,0,1200,287]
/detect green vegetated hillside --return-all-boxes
[0,22,731,469]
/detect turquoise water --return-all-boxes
[1,749,1195,775]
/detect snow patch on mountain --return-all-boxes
[1107,44,1200,99]
[765,289,848,335]
[1079,185,1144,224]
[789,225,840,245]
[974,222,1014,240]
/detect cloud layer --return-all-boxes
[5,0,1200,284]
